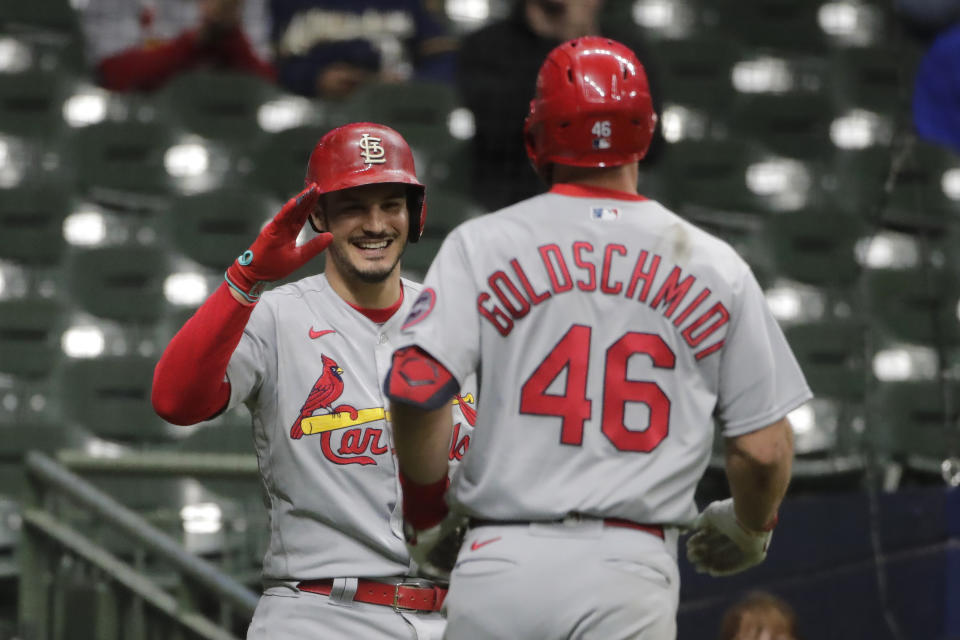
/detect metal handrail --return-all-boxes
[24,450,259,615]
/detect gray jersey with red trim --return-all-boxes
[226,274,477,586]
[397,184,811,527]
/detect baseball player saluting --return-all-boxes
[385,37,811,639]
[152,122,475,639]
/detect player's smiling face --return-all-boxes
[314,182,410,284]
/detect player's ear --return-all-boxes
[308,200,326,234]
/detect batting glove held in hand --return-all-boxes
[685,498,774,577]
[404,514,468,585]
[224,184,331,303]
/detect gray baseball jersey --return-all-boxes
[397,184,812,528]
[226,274,477,586]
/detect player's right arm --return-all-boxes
[152,185,330,425]
[725,416,794,532]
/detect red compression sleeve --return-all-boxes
[399,471,449,530]
[152,282,254,425]
[98,31,201,91]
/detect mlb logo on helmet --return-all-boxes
[359,133,387,164]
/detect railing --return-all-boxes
[17,451,259,640]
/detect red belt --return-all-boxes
[471,517,664,540]
[297,578,447,612]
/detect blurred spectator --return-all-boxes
[79,0,275,92]
[269,0,457,99]
[457,0,662,212]
[718,591,801,640]
[912,20,960,153]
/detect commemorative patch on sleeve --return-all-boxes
[402,287,436,331]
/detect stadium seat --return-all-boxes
[830,46,917,114]
[784,320,868,401]
[65,246,169,323]
[655,36,742,115]
[59,355,174,443]
[0,298,67,378]
[863,266,960,346]
[156,70,283,145]
[403,190,482,277]
[70,120,182,200]
[729,92,838,161]
[874,142,960,233]
[166,188,279,270]
[764,208,868,287]
[719,0,827,53]
[0,184,70,265]
[872,380,960,464]
[658,138,775,214]
[250,124,330,198]
[0,69,73,140]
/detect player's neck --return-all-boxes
[552,163,640,196]
[324,264,403,310]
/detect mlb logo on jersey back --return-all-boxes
[591,206,619,221]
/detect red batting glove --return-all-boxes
[224,184,331,304]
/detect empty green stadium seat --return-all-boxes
[764,209,868,287]
[167,188,278,269]
[156,70,284,144]
[873,380,960,464]
[0,298,66,378]
[784,320,867,401]
[250,124,329,198]
[729,93,837,161]
[71,120,181,198]
[0,185,70,265]
[830,46,916,113]
[0,69,73,139]
[720,0,827,53]
[59,355,172,442]
[65,246,169,323]
[654,36,742,114]
[864,266,960,345]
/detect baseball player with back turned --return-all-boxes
[385,37,812,639]
[152,122,475,639]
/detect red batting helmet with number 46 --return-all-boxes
[305,122,426,242]
[524,37,657,180]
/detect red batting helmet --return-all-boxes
[524,37,657,179]
[305,122,426,242]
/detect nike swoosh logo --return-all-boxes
[309,328,336,339]
[470,536,501,551]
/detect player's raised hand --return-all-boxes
[225,184,332,304]
[685,498,773,577]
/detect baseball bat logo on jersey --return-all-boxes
[359,133,387,164]
[401,288,436,331]
[289,353,391,465]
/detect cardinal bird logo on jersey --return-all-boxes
[290,355,354,439]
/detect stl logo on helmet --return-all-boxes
[359,133,387,165]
